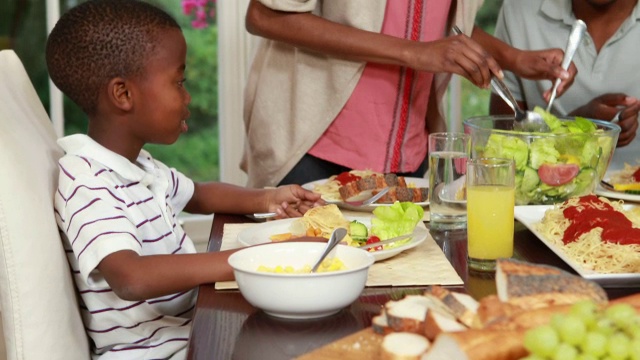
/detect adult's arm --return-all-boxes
[246,0,501,89]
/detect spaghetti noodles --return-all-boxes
[535,195,640,273]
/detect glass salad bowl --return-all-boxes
[463,113,620,205]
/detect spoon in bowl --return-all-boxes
[311,227,347,272]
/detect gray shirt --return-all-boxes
[494,0,640,169]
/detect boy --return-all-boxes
[46,0,323,358]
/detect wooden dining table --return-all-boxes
[185,213,640,360]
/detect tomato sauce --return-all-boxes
[335,171,361,186]
[562,194,640,245]
[632,167,640,182]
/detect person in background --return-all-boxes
[241,0,575,188]
[46,1,322,358]
[489,0,640,149]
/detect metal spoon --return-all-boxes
[310,227,347,272]
[451,26,546,132]
[546,20,587,112]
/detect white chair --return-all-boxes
[0,50,90,359]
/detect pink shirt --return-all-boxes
[308,0,452,173]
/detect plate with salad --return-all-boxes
[238,202,427,262]
[595,164,640,202]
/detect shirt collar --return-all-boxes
[540,0,576,25]
[541,0,640,24]
[58,134,155,185]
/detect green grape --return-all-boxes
[605,303,637,329]
[553,343,578,360]
[524,324,560,357]
[555,314,587,345]
[580,331,608,357]
[570,300,599,329]
[630,338,640,360]
[593,318,616,336]
[576,354,598,360]
[606,332,630,359]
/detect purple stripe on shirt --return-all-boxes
[108,336,189,353]
[129,318,192,345]
[77,231,140,258]
[86,314,165,333]
[66,185,126,206]
[70,215,128,244]
[89,300,147,315]
[66,198,102,232]
[128,196,154,208]
[148,290,192,305]
[136,214,162,228]
[59,163,76,181]
[142,231,172,244]
[79,287,114,295]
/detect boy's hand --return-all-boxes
[268,185,325,219]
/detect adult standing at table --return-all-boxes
[489,0,640,154]
[241,0,573,188]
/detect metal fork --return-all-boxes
[342,187,390,207]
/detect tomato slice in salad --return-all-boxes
[365,236,383,252]
[538,163,580,186]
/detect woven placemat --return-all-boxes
[215,219,460,290]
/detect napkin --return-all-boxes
[215,218,460,290]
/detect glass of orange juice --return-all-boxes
[466,158,515,271]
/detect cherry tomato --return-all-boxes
[538,163,579,186]
[366,236,383,252]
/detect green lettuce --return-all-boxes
[370,201,424,240]
[484,133,529,171]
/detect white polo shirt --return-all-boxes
[494,0,640,169]
[54,134,196,360]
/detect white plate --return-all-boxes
[595,170,640,203]
[514,205,640,287]
[302,177,429,212]
[237,216,427,262]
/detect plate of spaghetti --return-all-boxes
[514,195,640,287]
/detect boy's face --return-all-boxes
[128,28,191,145]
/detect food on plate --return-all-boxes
[466,107,616,205]
[256,257,346,274]
[607,163,640,193]
[370,259,615,360]
[269,202,424,253]
[312,169,377,201]
[311,170,428,203]
[535,195,640,273]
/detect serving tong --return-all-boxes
[451,26,547,132]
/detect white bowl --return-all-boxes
[228,242,375,319]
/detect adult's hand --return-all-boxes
[570,93,640,147]
[510,48,576,101]
[406,34,502,89]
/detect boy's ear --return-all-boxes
[108,77,133,111]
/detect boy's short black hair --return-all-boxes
[46,0,181,116]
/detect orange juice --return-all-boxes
[467,185,515,260]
